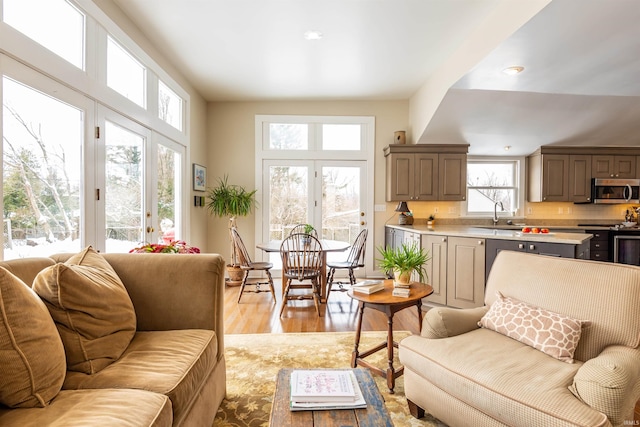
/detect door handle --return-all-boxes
[146,226,154,233]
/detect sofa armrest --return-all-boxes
[569,345,640,426]
[421,306,488,339]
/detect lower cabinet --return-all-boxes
[423,235,486,309]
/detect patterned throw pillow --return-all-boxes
[33,246,137,374]
[0,267,66,408]
[478,292,589,363]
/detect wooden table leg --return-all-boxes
[351,301,365,368]
[416,299,423,332]
[386,312,395,394]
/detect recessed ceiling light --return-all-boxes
[304,30,323,40]
[504,145,511,151]
[502,66,524,76]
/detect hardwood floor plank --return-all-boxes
[225,279,421,335]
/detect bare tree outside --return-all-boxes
[3,78,82,259]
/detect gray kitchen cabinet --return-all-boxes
[384,144,468,202]
[422,234,448,305]
[528,153,569,202]
[569,154,592,203]
[485,239,590,281]
[422,235,485,309]
[446,237,485,309]
[384,226,404,251]
[592,155,636,179]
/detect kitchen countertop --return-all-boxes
[386,224,592,245]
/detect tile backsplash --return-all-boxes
[385,200,637,224]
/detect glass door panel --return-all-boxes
[2,76,83,259]
[156,143,182,244]
[104,120,144,253]
[262,160,367,270]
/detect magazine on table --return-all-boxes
[290,370,367,411]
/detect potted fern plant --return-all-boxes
[206,175,257,284]
[377,243,430,287]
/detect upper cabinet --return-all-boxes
[592,155,636,179]
[384,144,468,202]
[528,147,640,203]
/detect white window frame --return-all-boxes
[0,0,192,254]
[255,114,376,276]
[464,156,526,218]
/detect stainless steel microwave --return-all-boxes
[592,178,640,204]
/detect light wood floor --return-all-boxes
[223,278,640,421]
[223,278,422,335]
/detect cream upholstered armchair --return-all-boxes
[399,251,640,427]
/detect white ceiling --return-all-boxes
[111,0,640,156]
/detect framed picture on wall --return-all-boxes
[193,163,206,192]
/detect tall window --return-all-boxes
[107,35,146,107]
[2,77,83,258]
[2,0,85,69]
[466,159,520,216]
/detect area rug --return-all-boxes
[213,331,446,427]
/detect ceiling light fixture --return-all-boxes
[502,66,524,76]
[304,30,323,40]
[504,145,511,151]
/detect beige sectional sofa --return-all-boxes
[0,249,226,426]
[399,251,640,427]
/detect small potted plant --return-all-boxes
[377,243,430,287]
[303,224,315,235]
[206,175,257,284]
[427,214,436,227]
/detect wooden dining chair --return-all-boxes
[326,229,368,299]
[231,227,276,303]
[289,224,319,238]
[279,233,323,317]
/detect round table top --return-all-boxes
[347,279,433,305]
[257,239,350,252]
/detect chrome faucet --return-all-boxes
[493,201,504,226]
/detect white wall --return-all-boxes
[206,100,409,263]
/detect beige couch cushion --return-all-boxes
[32,246,136,374]
[0,389,172,427]
[479,292,589,363]
[63,329,217,426]
[0,267,66,408]
[400,329,609,427]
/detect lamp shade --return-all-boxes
[395,201,409,213]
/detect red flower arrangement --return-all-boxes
[129,240,200,254]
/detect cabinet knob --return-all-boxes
[529,244,536,251]
[518,243,525,249]
[442,237,447,242]
[478,240,483,245]
[595,243,601,248]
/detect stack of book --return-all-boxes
[351,280,384,294]
[392,287,411,298]
[289,369,367,411]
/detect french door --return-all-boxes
[261,159,369,271]
[96,106,184,253]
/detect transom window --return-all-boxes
[267,121,363,151]
[158,80,183,131]
[3,0,85,69]
[107,35,146,107]
[466,159,521,216]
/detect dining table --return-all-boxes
[256,239,350,302]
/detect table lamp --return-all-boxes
[395,201,413,225]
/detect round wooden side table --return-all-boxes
[347,279,433,393]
